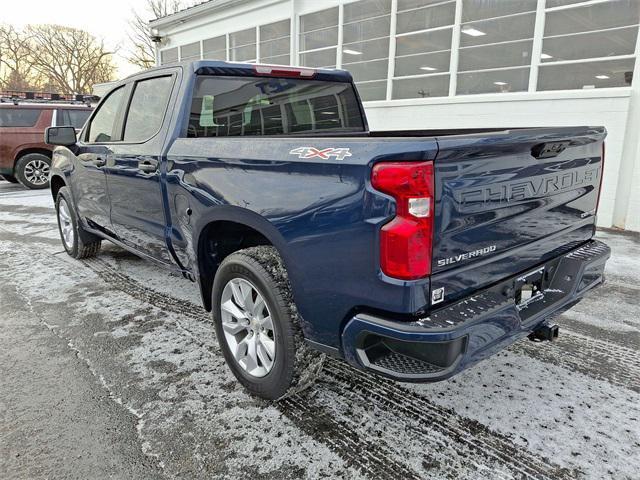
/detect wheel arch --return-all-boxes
[15,147,53,164]
[193,207,291,312]
[50,174,67,202]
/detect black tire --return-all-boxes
[55,186,102,259]
[1,174,19,183]
[15,153,51,189]
[212,246,324,400]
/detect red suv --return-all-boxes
[0,102,92,189]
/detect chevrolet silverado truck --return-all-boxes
[45,61,610,400]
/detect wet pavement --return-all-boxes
[0,179,638,479]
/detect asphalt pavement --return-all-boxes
[0,179,638,479]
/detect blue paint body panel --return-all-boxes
[50,60,609,382]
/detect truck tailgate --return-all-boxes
[431,126,605,305]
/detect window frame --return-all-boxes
[155,0,640,101]
[532,0,640,91]
[180,42,202,62]
[298,6,340,68]
[55,108,93,129]
[171,19,292,64]
[183,75,367,138]
[159,47,179,65]
[259,18,292,65]
[83,70,177,145]
[83,85,129,144]
[202,35,227,60]
[120,74,177,144]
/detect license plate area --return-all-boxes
[515,267,545,310]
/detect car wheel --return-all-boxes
[55,186,102,259]
[15,153,51,189]
[212,246,324,400]
[1,174,19,183]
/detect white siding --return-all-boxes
[152,0,640,231]
[364,89,631,229]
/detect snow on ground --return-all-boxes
[0,179,639,479]
[0,184,53,209]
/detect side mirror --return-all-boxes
[45,126,77,146]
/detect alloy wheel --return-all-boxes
[58,198,75,250]
[220,278,276,378]
[24,159,50,186]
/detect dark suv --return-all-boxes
[0,102,92,189]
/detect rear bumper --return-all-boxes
[341,240,610,381]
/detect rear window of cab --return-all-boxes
[186,76,365,137]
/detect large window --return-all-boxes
[203,35,227,60]
[342,0,391,101]
[456,0,536,95]
[159,47,178,65]
[87,87,125,143]
[160,0,640,100]
[260,19,291,65]
[230,28,257,62]
[0,108,41,127]
[186,76,365,137]
[202,22,291,64]
[299,7,339,68]
[538,0,639,90]
[123,76,174,142]
[180,42,201,62]
[392,0,456,99]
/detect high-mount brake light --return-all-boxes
[253,65,316,78]
[371,161,435,280]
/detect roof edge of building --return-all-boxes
[149,0,247,28]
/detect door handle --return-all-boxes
[138,159,158,173]
[93,156,106,167]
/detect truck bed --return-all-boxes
[166,125,605,348]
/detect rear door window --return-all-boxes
[87,86,126,143]
[58,109,92,129]
[0,108,42,127]
[187,76,365,137]
[123,76,174,142]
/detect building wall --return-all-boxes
[151,0,640,231]
[365,90,631,229]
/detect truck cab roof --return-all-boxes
[123,60,354,84]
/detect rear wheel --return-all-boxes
[15,153,51,189]
[55,186,102,259]
[1,174,19,183]
[212,246,324,400]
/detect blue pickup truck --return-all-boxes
[45,61,610,400]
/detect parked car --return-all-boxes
[0,101,92,188]
[46,61,610,400]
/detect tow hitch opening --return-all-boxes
[528,324,559,342]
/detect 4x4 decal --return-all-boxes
[289,146,352,160]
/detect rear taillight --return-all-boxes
[596,142,605,213]
[371,161,435,280]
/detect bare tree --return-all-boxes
[25,25,116,94]
[127,0,192,69]
[0,24,39,90]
